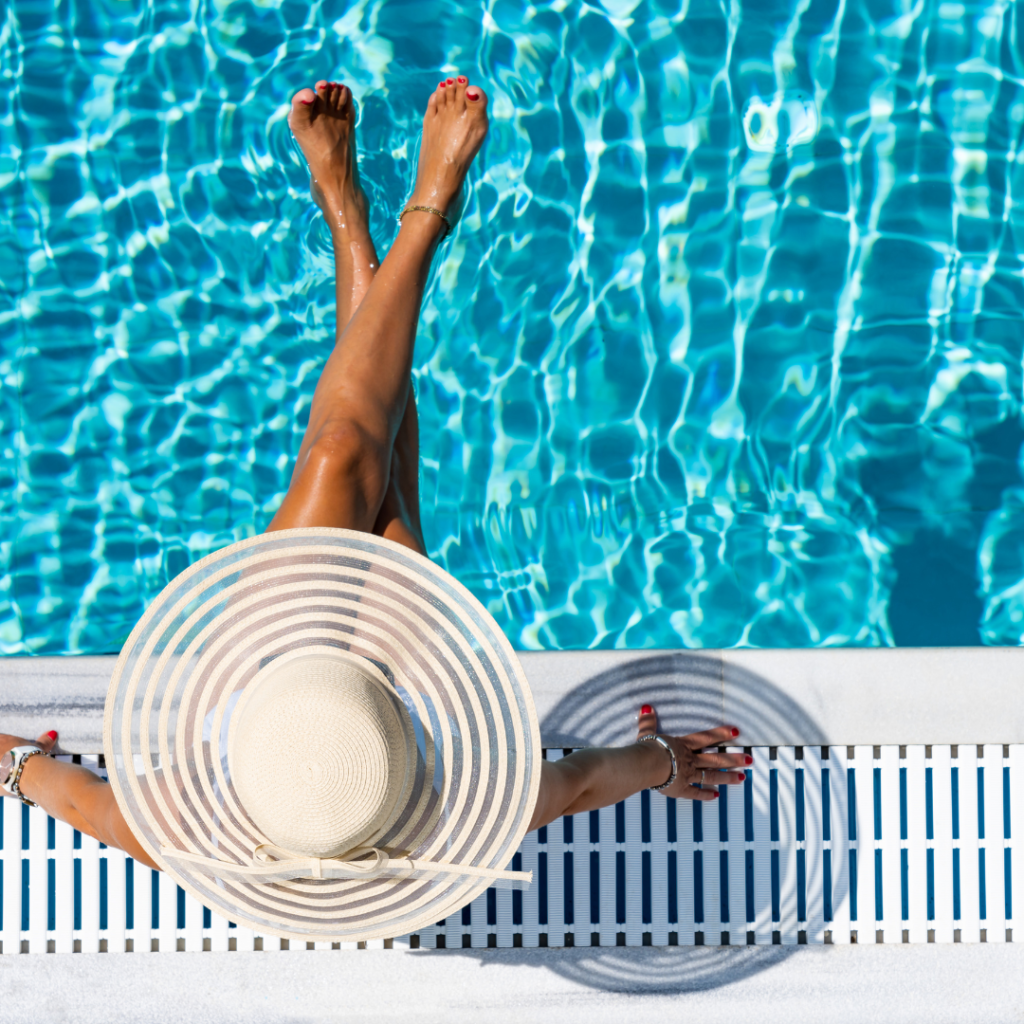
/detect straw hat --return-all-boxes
[103,528,541,942]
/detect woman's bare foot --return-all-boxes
[288,81,370,239]
[406,75,489,227]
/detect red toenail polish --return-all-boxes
[640,704,653,715]
[458,76,467,83]
[467,91,479,100]
[447,78,455,84]
[300,99,313,105]
[745,755,753,765]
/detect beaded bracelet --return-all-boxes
[8,748,50,807]
[637,734,678,792]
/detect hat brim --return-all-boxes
[103,528,541,942]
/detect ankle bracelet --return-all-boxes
[399,204,451,236]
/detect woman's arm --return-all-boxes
[528,714,749,832]
[1,732,160,870]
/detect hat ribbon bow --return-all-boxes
[161,842,532,888]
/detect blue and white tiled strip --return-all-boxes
[1,744,1020,953]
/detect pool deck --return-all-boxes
[2,942,1022,1023]
[2,646,1022,750]
[2,646,1023,1019]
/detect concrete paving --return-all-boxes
[2,944,1023,1024]
[6,646,1024,752]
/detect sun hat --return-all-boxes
[103,527,541,943]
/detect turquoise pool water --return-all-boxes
[3,0,1024,654]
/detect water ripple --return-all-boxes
[3,0,1024,652]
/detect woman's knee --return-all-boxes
[301,421,389,507]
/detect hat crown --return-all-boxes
[228,652,409,859]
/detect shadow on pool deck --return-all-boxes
[427,943,805,996]
[439,652,840,994]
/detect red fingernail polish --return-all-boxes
[47,730,57,740]
[712,792,719,799]
[738,771,746,781]
[731,728,740,737]
[640,704,653,715]
[745,755,753,765]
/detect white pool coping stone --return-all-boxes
[1,944,1022,1024]
[1,646,1022,750]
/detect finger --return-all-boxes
[682,726,739,749]
[699,770,746,787]
[696,750,749,770]
[35,730,58,752]
[636,703,657,738]
[685,786,719,802]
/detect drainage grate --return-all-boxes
[1,746,1020,953]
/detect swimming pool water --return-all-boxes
[3,0,1024,654]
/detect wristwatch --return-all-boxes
[0,745,51,807]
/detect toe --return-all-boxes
[290,88,317,118]
[427,86,440,116]
[453,74,468,105]
[465,83,488,109]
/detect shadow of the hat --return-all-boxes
[409,942,806,995]
[536,650,827,750]
[422,651,840,994]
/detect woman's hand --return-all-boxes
[0,730,59,796]
[529,704,752,831]
[637,704,750,801]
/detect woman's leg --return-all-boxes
[278,78,424,551]
[268,75,488,545]
[372,391,426,552]
[302,81,380,332]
